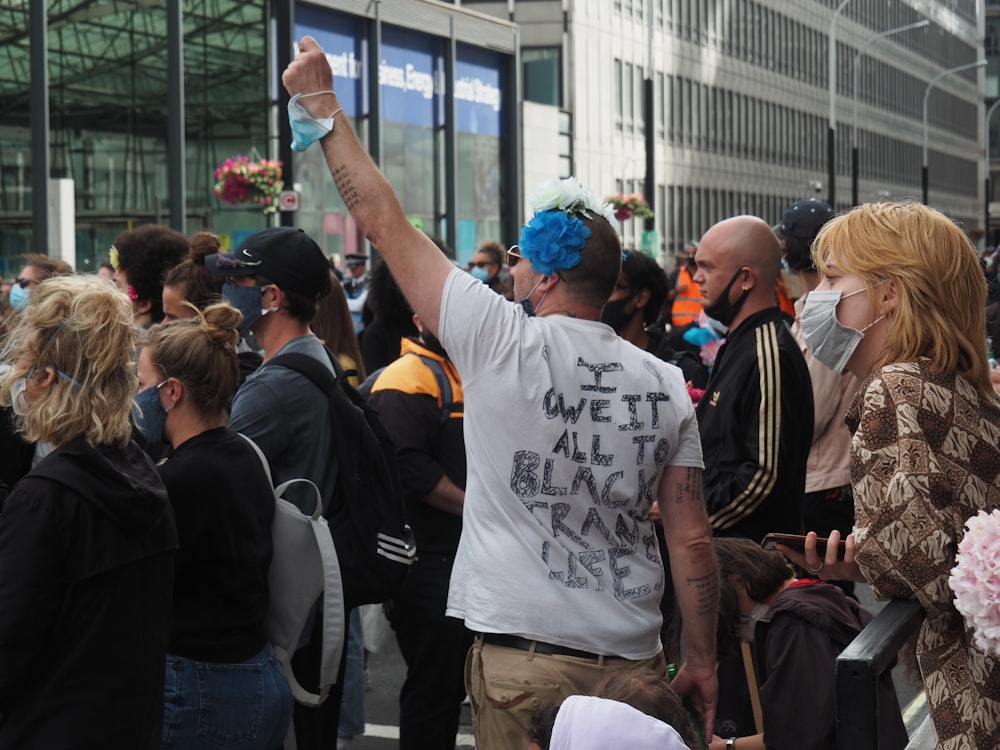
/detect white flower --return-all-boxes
[527,177,620,233]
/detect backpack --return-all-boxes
[240,434,343,707]
[357,351,463,424]
[267,349,416,609]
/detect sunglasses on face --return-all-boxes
[14,278,34,289]
[470,261,493,269]
[506,245,523,267]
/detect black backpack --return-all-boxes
[267,349,416,609]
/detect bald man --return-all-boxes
[692,216,813,543]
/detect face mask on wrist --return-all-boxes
[288,92,341,152]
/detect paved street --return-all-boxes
[335,584,926,749]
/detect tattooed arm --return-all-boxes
[658,462,719,736]
[281,36,455,334]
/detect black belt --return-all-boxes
[479,633,606,661]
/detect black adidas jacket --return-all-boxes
[696,307,813,542]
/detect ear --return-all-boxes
[632,287,651,311]
[135,298,153,316]
[881,279,898,314]
[36,367,57,389]
[161,378,183,410]
[264,284,283,309]
[537,274,561,293]
[740,267,754,292]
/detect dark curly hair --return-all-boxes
[112,225,189,323]
[620,250,669,325]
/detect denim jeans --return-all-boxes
[162,642,292,750]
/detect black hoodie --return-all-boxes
[0,437,177,750]
[754,582,907,750]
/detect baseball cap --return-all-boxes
[777,199,834,241]
[205,227,331,298]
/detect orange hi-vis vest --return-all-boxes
[672,266,702,327]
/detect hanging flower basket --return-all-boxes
[213,155,284,214]
[605,193,654,222]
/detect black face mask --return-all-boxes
[600,294,635,333]
[703,268,750,328]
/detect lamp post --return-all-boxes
[851,19,929,206]
[985,98,1000,247]
[827,0,853,208]
[923,59,987,204]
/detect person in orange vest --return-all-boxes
[671,242,702,328]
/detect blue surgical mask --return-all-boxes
[223,281,273,337]
[9,283,30,312]
[133,381,168,443]
[288,93,336,152]
[470,266,491,283]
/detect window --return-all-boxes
[523,47,561,106]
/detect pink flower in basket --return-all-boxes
[213,155,284,215]
[605,192,654,222]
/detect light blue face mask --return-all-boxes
[470,266,490,283]
[133,381,168,443]
[9,282,30,312]
[288,92,341,152]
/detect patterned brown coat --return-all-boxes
[847,359,1000,750]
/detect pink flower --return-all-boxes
[950,509,1000,656]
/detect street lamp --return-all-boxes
[827,0,853,208]
[923,59,987,204]
[851,19,929,206]
[984,98,1000,246]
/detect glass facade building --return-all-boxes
[0,0,517,274]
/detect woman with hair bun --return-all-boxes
[138,303,292,750]
[0,275,177,749]
[161,232,226,321]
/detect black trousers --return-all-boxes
[390,553,473,750]
[289,606,350,749]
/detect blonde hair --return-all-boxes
[0,275,137,447]
[812,202,992,399]
[143,302,242,418]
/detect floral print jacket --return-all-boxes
[848,359,1000,750]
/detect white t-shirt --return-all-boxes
[439,270,703,660]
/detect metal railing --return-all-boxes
[836,598,925,750]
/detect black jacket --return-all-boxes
[755,582,907,750]
[697,308,813,541]
[0,438,177,750]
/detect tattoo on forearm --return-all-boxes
[686,572,720,617]
[674,466,704,505]
[332,165,361,210]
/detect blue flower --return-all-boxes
[518,211,591,276]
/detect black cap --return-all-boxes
[205,227,330,298]
[778,199,834,241]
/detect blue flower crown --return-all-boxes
[518,178,619,276]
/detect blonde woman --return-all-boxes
[785,202,1000,749]
[137,303,291,750]
[0,275,177,749]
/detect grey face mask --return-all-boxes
[800,288,883,375]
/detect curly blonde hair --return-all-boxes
[0,275,137,447]
[813,202,993,401]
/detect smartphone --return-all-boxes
[760,533,846,558]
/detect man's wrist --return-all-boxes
[726,737,736,749]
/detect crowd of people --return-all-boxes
[1,33,1000,750]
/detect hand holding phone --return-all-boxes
[760,533,846,558]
